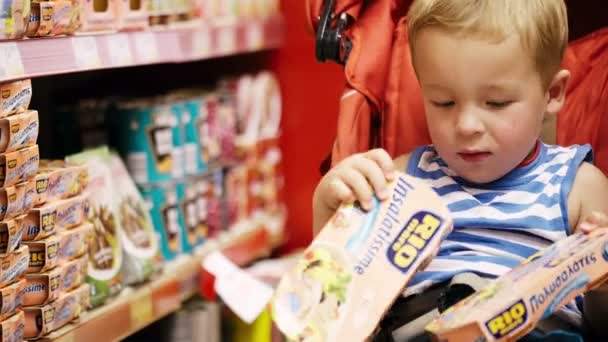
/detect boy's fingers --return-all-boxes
[352,159,389,200]
[365,149,396,180]
[328,179,354,204]
[339,169,374,210]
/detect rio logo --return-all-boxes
[387,211,442,273]
[485,299,528,338]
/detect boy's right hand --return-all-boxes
[313,149,396,234]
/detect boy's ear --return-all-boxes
[546,69,570,115]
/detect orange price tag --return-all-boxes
[129,290,154,329]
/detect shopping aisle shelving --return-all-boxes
[0,16,284,83]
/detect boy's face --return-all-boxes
[413,28,551,183]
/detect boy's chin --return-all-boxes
[453,166,509,185]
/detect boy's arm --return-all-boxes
[568,162,608,336]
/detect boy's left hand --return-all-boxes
[577,211,608,234]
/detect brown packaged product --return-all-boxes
[24,257,87,307]
[24,284,90,339]
[0,217,26,256]
[0,246,29,288]
[23,194,88,242]
[0,279,25,322]
[34,0,79,37]
[58,222,92,264]
[34,162,88,207]
[0,145,39,188]
[0,111,39,154]
[23,236,60,273]
[0,180,35,221]
[0,310,25,342]
[0,80,32,117]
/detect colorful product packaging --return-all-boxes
[0,144,39,188]
[66,148,123,308]
[110,100,182,184]
[272,173,453,341]
[139,181,185,261]
[0,110,39,154]
[0,80,32,118]
[109,152,161,285]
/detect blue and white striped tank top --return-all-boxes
[404,142,592,298]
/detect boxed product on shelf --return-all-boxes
[199,169,224,238]
[223,165,248,227]
[139,181,186,260]
[0,181,36,222]
[0,310,24,342]
[181,178,201,250]
[0,279,25,322]
[0,218,26,256]
[194,175,209,243]
[117,0,149,31]
[27,0,80,37]
[22,194,88,242]
[24,257,88,307]
[0,80,32,118]
[23,284,89,339]
[34,161,88,207]
[0,110,39,154]
[109,152,161,285]
[109,99,183,185]
[65,148,123,308]
[23,236,59,274]
[57,221,93,264]
[0,246,28,288]
[171,95,207,175]
[0,144,39,188]
[77,0,120,32]
[0,0,30,40]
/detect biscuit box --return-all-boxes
[0,80,31,117]
[425,228,608,342]
[0,279,25,321]
[23,194,88,242]
[34,161,88,207]
[0,145,39,188]
[139,181,185,261]
[24,257,88,307]
[65,148,123,308]
[23,236,60,273]
[0,180,35,221]
[57,222,93,264]
[109,153,161,285]
[0,217,26,256]
[0,310,25,342]
[172,98,207,175]
[23,284,90,339]
[0,110,39,154]
[0,246,29,288]
[109,100,182,184]
[271,173,453,341]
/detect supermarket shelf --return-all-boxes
[0,15,284,83]
[41,218,285,342]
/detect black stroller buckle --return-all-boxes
[315,0,352,65]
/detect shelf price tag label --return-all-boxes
[203,251,273,324]
[192,25,212,59]
[133,32,159,64]
[130,289,154,329]
[106,33,133,66]
[217,25,236,55]
[0,43,24,79]
[246,21,264,50]
[72,37,102,70]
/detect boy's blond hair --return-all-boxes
[407,0,568,88]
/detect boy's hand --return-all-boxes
[313,149,396,235]
[577,211,608,234]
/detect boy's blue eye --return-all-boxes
[431,100,455,108]
[486,101,513,108]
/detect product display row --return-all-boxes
[1,0,280,40]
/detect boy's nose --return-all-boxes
[455,110,484,137]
